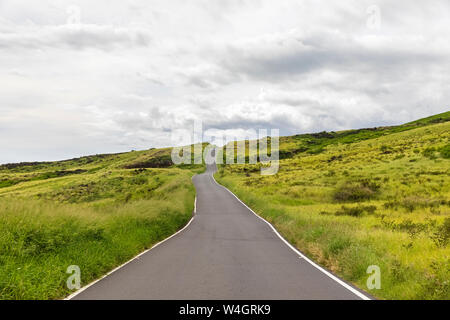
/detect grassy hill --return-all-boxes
[216,111,450,300]
[0,146,205,299]
[1,111,448,300]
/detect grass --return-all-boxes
[0,145,205,299]
[215,111,450,300]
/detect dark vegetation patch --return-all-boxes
[380,145,394,154]
[0,161,52,170]
[381,219,429,238]
[440,144,450,159]
[321,204,377,217]
[0,169,87,189]
[0,179,20,188]
[383,197,449,212]
[327,155,343,162]
[333,180,380,202]
[32,169,87,180]
[133,168,147,174]
[422,147,438,159]
[380,217,449,247]
[279,147,308,159]
[0,153,124,172]
[124,155,173,169]
[431,218,450,247]
[11,226,105,256]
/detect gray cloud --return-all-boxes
[0,24,151,50]
[215,29,448,82]
[0,0,449,163]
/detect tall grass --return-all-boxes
[0,147,203,299]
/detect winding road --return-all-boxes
[71,163,370,300]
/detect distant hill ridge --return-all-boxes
[1,111,449,168]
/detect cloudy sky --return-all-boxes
[0,0,449,163]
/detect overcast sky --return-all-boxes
[0,0,449,163]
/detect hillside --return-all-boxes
[0,145,205,299]
[216,111,450,299]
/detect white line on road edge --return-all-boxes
[211,173,372,301]
[194,196,197,214]
[65,196,197,300]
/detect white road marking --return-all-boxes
[211,173,372,301]
[194,196,197,214]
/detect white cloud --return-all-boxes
[0,0,449,163]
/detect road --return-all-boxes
[71,163,370,300]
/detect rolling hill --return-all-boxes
[0,112,449,300]
[216,111,450,299]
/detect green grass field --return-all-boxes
[0,146,205,299]
[215,111,450,300]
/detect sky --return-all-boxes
[0,0,449,163]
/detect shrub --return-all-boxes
[130,176,148,185]
[0,179,18,188]
[422,147,437,159]
[383,219,427,238]
[124,155,173,169]
[440,144,450,159]
[380,145,393,154]
[385,197,447,212]
[384,201,399,210]
[359,179,381,192]
[333,180,379,202]
[363,205,377,214]
[327,155,343,162]
[335,206,364,217]
[334,205,377,217]
[431,218,450,247]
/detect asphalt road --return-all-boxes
[72,163,370,300]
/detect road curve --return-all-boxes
[72,163,370,300]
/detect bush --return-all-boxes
[422,147,437,159]
[385,197,447,212]
[0,180,18,188]
[382,219,427,238]
[440,144,450,159]
[335,206,364,217]
[334,205,377,217]
[124,155,173,169]
[380,145,393,154]
[333,181,379,202]
[431,218,450,247]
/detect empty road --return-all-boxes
[71,163,370,300]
